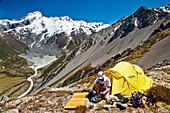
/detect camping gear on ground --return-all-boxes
[114,93,129,103]
[130,92,144,108]
[87,89,102,103]
[116,103,127,110]
[92,95,102,103]
[86,61,153,97]
[108,95,119,105]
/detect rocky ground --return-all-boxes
[0,62,170,113]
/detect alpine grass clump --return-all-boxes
[147,85,170,104]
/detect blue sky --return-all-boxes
[0,0,169,24]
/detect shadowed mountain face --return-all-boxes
[33,5,170,91]
[0,33,28,59]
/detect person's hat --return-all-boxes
[98,71,104,79]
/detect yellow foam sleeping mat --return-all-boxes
[64,92,88,110]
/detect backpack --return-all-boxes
[131,92,144,108]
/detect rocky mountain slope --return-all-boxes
[35,5,170,92]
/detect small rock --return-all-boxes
[5,109,19,113]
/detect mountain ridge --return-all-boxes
[0,12,110,55]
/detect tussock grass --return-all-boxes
[147,85,170,104]
[0,74,26,98]
[75,105,90,113]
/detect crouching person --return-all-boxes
[88,71,111,102]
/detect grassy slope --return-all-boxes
[0,55,34,98]
[0,74,26,96]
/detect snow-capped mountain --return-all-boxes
[0,11,110,55]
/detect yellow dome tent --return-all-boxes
[86,61,153,97]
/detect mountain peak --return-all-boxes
[134,6,148,16]
[25,11,43,20]
[59,16,73,21]
[138,6,147,11]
